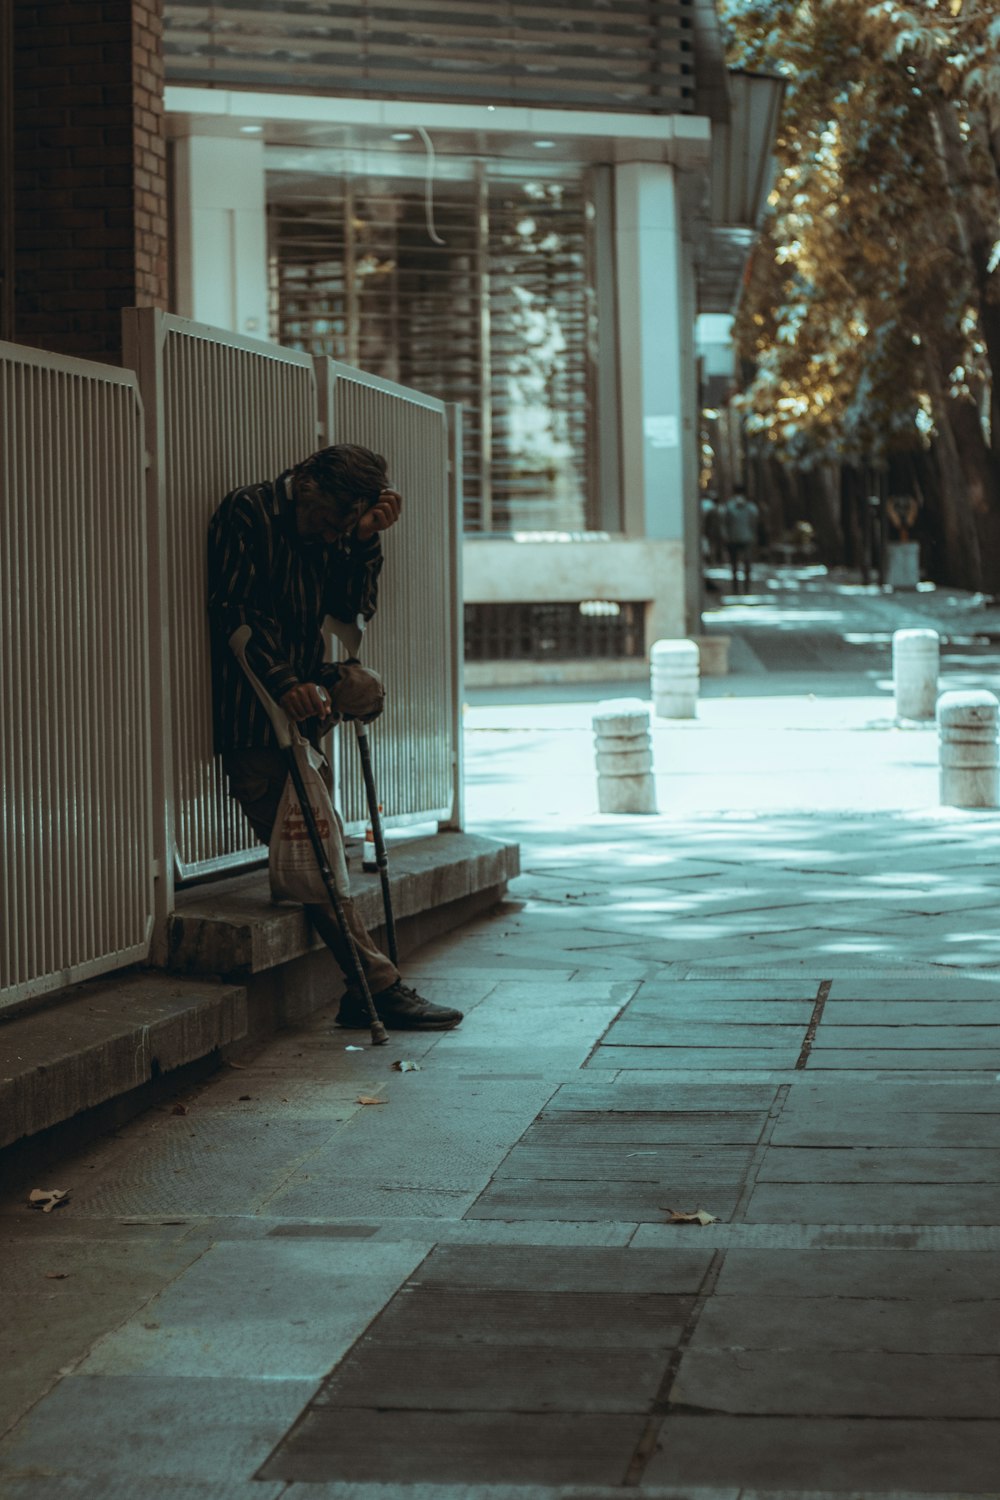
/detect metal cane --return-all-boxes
[229,625,388,1047]
[352,719,398,964]
[323,615,398,964]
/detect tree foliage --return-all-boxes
[720,0,1000,584]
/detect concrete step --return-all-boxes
[0,832,518,1154]
[0,972,246,1150]
[167,830,519,981]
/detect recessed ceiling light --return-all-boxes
[391,132,414,142]
[240,125,263,134]
[533,139,556,149]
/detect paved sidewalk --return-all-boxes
[2,570,1000,1497]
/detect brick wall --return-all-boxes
[12,0,168,362]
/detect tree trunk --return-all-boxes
[799,463,843,566]
[922,349,987,588]
[948,396,1000,592]
[896,449,947,584]
[932,100,1000,448]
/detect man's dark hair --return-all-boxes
[294,444,388,516]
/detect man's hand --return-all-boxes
[356,488,402,543]
[279,683,330,723]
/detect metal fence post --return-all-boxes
[122,307,176,963]
[444,401,465,832]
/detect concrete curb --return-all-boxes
[0,831,519,1152]
[167,831,520,979]
[0,974,246,1149]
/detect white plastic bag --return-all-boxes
[269,733,350,904]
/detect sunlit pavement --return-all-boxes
[2,568,1000,1497]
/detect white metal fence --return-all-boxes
[124,310,319,886]
[1,319,462,1011]
[318,359,463,832]
[0,341,154,1009]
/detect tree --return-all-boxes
[721,0,1000,588]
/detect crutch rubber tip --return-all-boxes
[370,1020,390,1046]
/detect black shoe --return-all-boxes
[336,981,464,1031]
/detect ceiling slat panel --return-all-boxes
[165,0,695,115]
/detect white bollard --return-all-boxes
[938,690,1000,808]
[651,638,700,719]
[893,628,939,720]
[592,699,657,814]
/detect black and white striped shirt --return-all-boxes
[207,471,383,751]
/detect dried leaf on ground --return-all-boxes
[44,1271,69,1279]
[357,1095,386,1106]
[664,1207,719,1226]
[171,1103,188,1116]
[227,1061,248,1069]
[391,1060,421,1073]
[28,1189,69,1213]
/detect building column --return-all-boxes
[172,133,270,339]
[11,0,169,362]
[679,222,702,633]
[613,161,700,630]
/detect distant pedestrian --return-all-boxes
[722,489,759,593]
[701,493,725,567]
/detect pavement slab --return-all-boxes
[314,1342,669,1412]
[466,1178,747,1223]
[78,1239,427,1380]
[493,1145,757,1182]
[711,1246,1000,1298]
[526,1113,770,1146]
[261,1410,650,1487]
[600,1021,809,1047]
[586,1047,804,1071]
[822,999,1000,1023]
[691,1294,1000,1353]
[0,1375,317,1486]
[756,1146,1000,1182]
[547,1082,782,1111]
[744,1181,1000,1224]
[672,1349,1000,1417]
[618,1002,817,1025]
[645,1415,1000,1491]
[408,1244,714,1294]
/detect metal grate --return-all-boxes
[1,342,153,1008]
[164,1,696,115]
[318,360,459,830]
[270,167,596,533]
[464,601,645,661]
[272,178,483,527]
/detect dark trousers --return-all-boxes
[728,544,753,591]
[222,747,399,994]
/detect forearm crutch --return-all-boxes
[323,615,398,965]
[229,625,388,1047]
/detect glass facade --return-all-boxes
[268,156,599,533]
